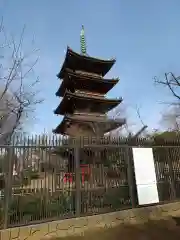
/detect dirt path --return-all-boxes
[52,218,180,240]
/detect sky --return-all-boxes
[1,0,180,135]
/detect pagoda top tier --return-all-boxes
[57,47,116,79]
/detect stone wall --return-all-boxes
[1,201,180,240]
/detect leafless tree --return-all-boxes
[0,19,42,143]
[154,72,180,131]
[107,103,129,137]
[132,105,148,138]
[154,72,180,102]
[108,103,147,138]
[160,105,180,131]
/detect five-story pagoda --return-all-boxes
[53,26,125,137]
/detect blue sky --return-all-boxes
[1,0,180,134]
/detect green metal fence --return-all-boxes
[0,135,180,229]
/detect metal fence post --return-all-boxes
[74,145,81,217]
[4,146,14,229]
[126,146,137,208]
[167,148,176,200]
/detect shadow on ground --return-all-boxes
[54,218,180,240]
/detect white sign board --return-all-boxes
[132,148,159,205]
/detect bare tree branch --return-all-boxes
[154,72,180,131]
[107,103,148,138]
[0,20,43,143]
[155,72,180,101]
[107,103,130,137]
[160,105,180,131]
[134,105,146,127]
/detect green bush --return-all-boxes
[81,186,131,212]
[103,186,131,209]
[8,192,75,225]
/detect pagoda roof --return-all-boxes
[53,114,126,135]
[57,47,116,79]
[56,69,119,97]
[54,91,122,115]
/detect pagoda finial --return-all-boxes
[80,25,87,55]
